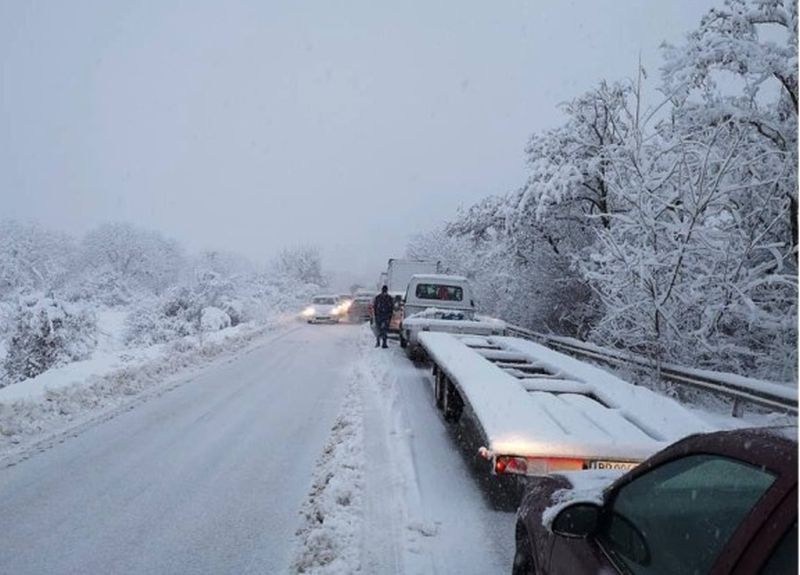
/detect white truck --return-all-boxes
[385,259,441,297]
[375,259,442,338]
[399,274,506,349]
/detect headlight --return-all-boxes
[301,307,315,317]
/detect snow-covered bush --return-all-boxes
[220,298,244,326]
[2,296,97,384]
[0,300,15,339]
[64,269,133,306]
[124,287,202,346]
[124,272,246,345]
[201,306,231,332]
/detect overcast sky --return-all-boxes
[1,0,718,286]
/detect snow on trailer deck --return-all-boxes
[419,332,714,475]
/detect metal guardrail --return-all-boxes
[505,325,798,418]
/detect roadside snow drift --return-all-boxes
[0,322,283,462]
[291,376,365,574]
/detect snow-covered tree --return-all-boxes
[273,245,328,287]
[2,296,96,384]
[0,220,76,300]
[409,0,797,381]
[661,0,797,251]
[409,203,596,336]
[517,81,634,231]
[77,222,185,302]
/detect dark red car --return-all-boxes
[513,426,797,575]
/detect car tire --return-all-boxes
[512,523,537,575]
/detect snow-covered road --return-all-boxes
[365,337,516,574]
[292,327,515,574]
[0,324,514,574]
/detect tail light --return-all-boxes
[495,456,527,475]
[493,456,585,476]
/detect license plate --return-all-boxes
[587,460,639,471]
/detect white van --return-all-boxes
[403,274,475,318]
[400,274,505,349]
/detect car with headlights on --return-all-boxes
[513,426,797,575]
[335,294,354,320]
[301,295,344,324]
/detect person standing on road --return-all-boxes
[373,285,394,349]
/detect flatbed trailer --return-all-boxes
[401,310,506,349]
[418,332,713,478]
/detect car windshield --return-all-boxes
[313,297,335,305]
[414,283,463,301]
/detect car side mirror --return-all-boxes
[470,299,475,307]
[551,502,601,538]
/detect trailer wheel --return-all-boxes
[442,378,463,423]
[434,367,445,409]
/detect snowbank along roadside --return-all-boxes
[291,328,442,574]
[0,320,297,465]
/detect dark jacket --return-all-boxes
[373,292,395,322]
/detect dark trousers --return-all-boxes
[375,318,389,346]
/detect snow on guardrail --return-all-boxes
[505,325,798,417]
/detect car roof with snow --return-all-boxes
[419,332,714,462]
[408,274,469,283]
